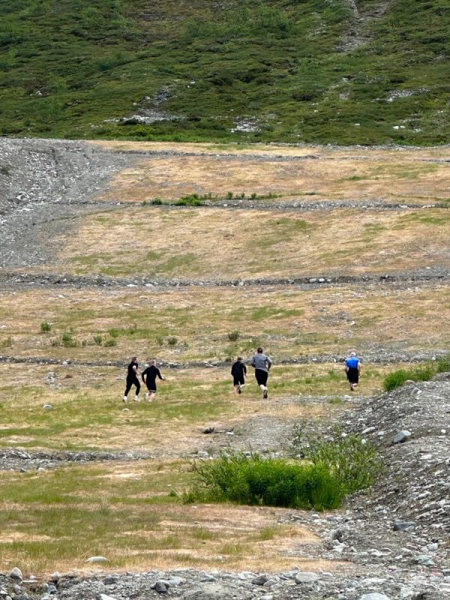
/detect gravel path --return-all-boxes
[0,269,448,290]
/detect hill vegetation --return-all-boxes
[0,0,449,144]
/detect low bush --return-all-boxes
[227,331,240,341]
[187,452,343,510]
[167,336,178,346]
[40,321,52,333]
[290,424,383,495]
[93,335,103,346]
[104,338,117,347]
[175,194,203,206]
[61,332,77,348]
[383,356,449,391]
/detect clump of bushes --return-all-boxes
[383,355,450,391]
[187,432,382,511]
[187,452,343,510]
[175,194,204,206]
[227,330,240,341]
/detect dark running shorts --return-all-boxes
[233,376,245,386]
[255,369,268,386]
[346,368,359,384]
[146,382,157,392]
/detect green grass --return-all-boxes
[383,354,450,391]
[0,0,449,144]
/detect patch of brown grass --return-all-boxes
[49,207,450,280]
[89,141,450,203]
[0,283,448,363]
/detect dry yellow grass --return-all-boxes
[0,284,448,362]
[45,207,450,279]
[89,141,450,203]
[0,459,347,575]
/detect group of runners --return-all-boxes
[123,348,361,402]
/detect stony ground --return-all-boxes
[0,138,449,600]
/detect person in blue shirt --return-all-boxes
[345,352,361,391]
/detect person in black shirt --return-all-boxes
[123,356,140,402]
[142,359,165,402]
[231,357,247,394]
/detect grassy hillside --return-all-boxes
[0,0,449,145]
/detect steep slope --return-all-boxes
[0,0,449,144]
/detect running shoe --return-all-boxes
[123,396,128,402]
[263,389,268,399]
[134,395,140,402]
[238,385,242,394]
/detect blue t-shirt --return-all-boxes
[346,357,360,369]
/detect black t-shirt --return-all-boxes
[231,362,247,378]
[142,365,163,384]
[127,361,139,378]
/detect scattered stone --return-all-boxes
[86,556,108,563]
[252,575,268,586]
[10,567,23,580]
[295,572,319,584]
[153,581,169,594]
[393,430,412,444]
[360,595,390,600]
[393,521,415,531]
[103,575,118,586]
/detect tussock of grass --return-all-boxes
[383,354,450,391]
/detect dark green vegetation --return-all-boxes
[1,0,449,144]
[188,437,382,510]
[383,354,450,391]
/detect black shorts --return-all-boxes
[146,382,157,392]
[346,368,359,384]
[233,376,245,386]
[255,369,268,386]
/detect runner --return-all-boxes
[231,356,247,394]
[250,347,272,399]
[142,359,166,402]
[345,351,361,392]
[123,356,140,402]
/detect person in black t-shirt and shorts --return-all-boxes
[142,359,166,402]
[123,356,140,402]
[231,357,247,394]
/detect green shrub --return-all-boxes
[187,452,344,511]
[384,364,436,391]
[104,338,117,347]
[175,194,203,206]
[40,321,52,333]
[0,336,13,348]
[93,335,103,346]
[436,354,450,373]
[61,332,77,348]
[290,425,383,495]
[167,336,178,346]
[108,328,120,338]
[227,331,240,341]
[151,198,163,205]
